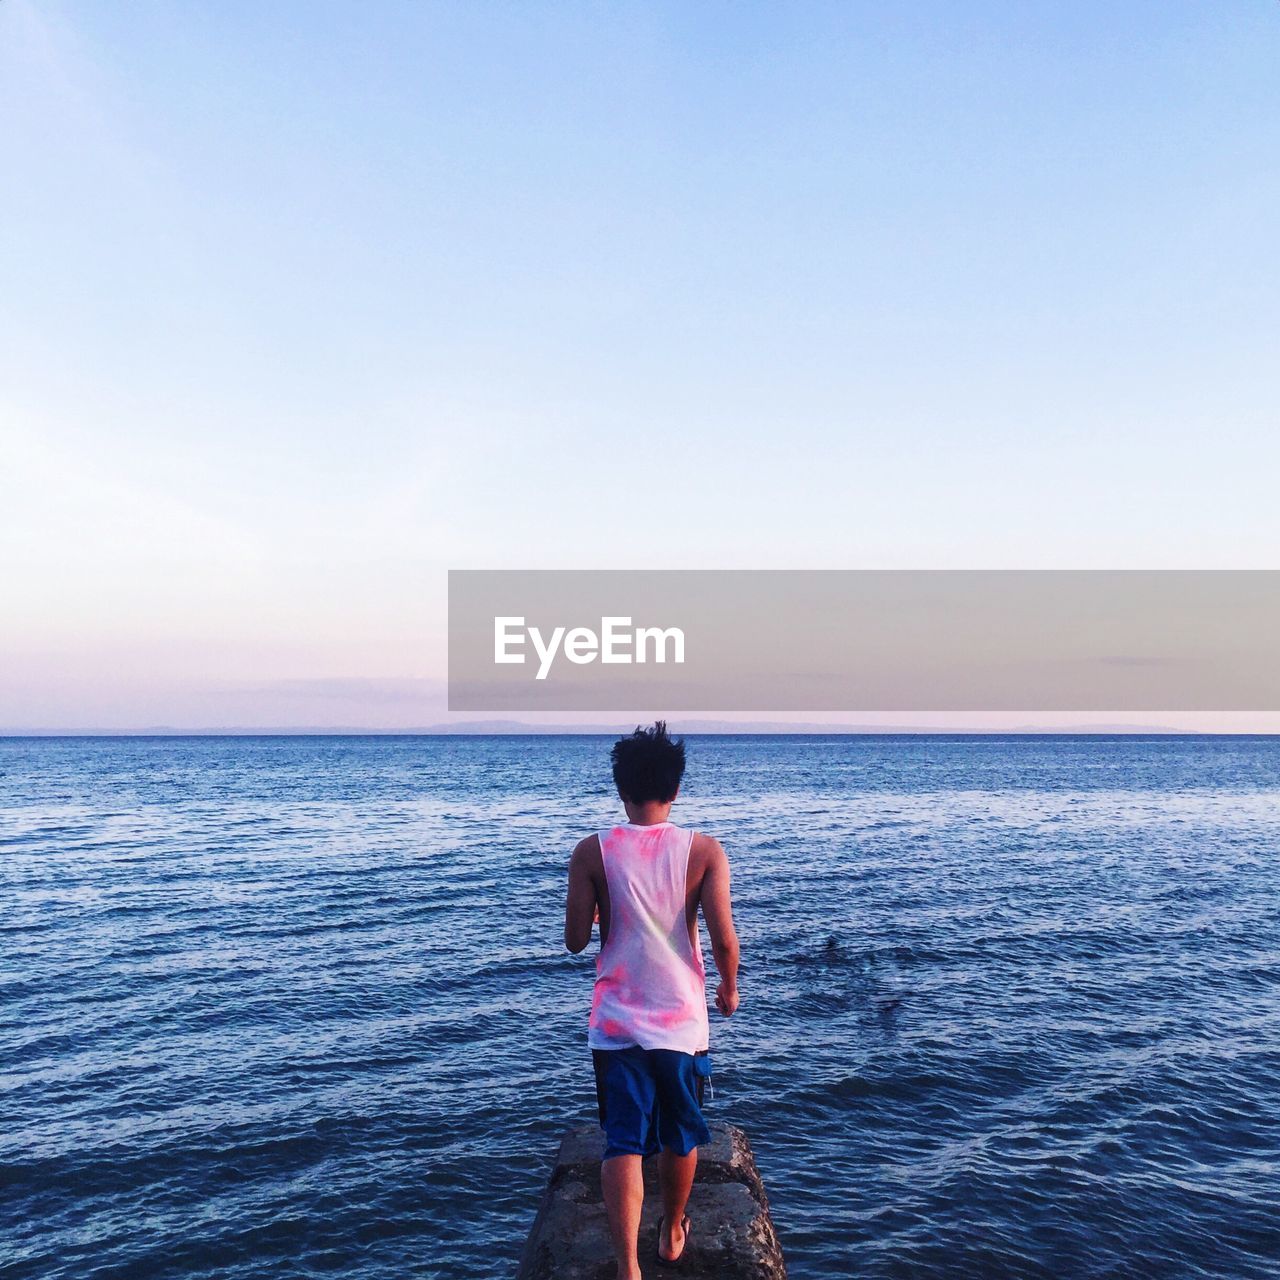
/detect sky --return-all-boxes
[1,1,1278,731]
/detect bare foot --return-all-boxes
[659,1214,688,1262]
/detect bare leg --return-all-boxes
[657,1147,697,1261]
[600,1154,644,1280]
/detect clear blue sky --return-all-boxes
[2,1,1277,729]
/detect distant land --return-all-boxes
[0,720,1202,736]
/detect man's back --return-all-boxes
[587,820,708,1052]
[566,826,739,1021]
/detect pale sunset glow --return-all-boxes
[2,2,1278,730]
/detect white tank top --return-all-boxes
[587,821,710,1054]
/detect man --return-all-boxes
[564,722,740,1278]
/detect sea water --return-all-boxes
[2,735,1278,1279]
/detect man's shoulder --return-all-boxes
[689,830,727,866]
[571,832,603,865]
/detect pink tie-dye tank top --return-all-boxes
[587,821,710,1055]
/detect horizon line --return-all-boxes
[3,726,1262,739]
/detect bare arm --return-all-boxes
[564,836,600,954]
[699,836,740,1016]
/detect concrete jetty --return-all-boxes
[516,1121,786,1279]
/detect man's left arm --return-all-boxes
[564,835,599,954]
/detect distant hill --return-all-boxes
[1,719,1197,736]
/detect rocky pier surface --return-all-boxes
[516,1121,786,1279]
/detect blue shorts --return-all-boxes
[592,1047,712,1161]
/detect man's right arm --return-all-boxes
[564,836,600,954]
[698,835,740,1016]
